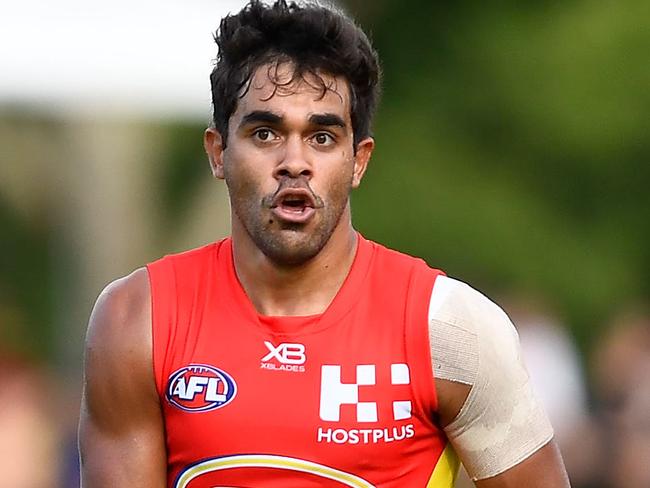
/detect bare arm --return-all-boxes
[78,268,167,487]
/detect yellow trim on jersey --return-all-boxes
[426,443,460,487]
[175,454,375,488]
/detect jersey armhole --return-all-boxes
[404,265,445,421]
[146,257,178,399]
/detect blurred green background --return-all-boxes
[348,0,650,353]
[0,1,648,486]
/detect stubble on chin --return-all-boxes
[234,194,348,267]
[249,211,337,266]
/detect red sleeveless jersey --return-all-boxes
[147,236,459,487]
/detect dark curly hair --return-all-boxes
[210,0,381,148]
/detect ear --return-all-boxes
[204,127,225,179]
[351,137,375,188]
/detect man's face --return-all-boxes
[205,63,373,265]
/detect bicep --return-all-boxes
[78,269,166,487]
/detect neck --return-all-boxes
[231,211,358,317]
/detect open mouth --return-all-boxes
[280,194,310,213]
[270,188,317,222]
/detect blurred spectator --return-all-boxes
[592,308,650,488]
[506,296,600,487]
[0,352,61,488]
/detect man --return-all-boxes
[79,1,571,486]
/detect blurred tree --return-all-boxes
[0,194,54,358]
[0,113,60,359]
[345,0,650,349]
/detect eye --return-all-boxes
[253,128,276,142]
[312,132,334,146]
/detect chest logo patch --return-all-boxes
[316,364,415,445]
[166,364,237,412]
[320,364,411,422]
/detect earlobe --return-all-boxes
[204,127,225,179]
[352,137,374,188]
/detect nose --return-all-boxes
[273,135,312,180]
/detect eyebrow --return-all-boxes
[238,110,347,130]
[239,110,283,128]
[309,113,346,128]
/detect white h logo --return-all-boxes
[319,364,412,423]
[320,365,377,422]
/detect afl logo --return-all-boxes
[166,364,237,412]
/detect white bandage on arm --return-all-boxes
[428,276,554,480]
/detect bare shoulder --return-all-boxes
[82,267,158,429]
[86,267,151,349]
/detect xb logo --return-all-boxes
[262,341,306,364]
[261,341,306,372]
